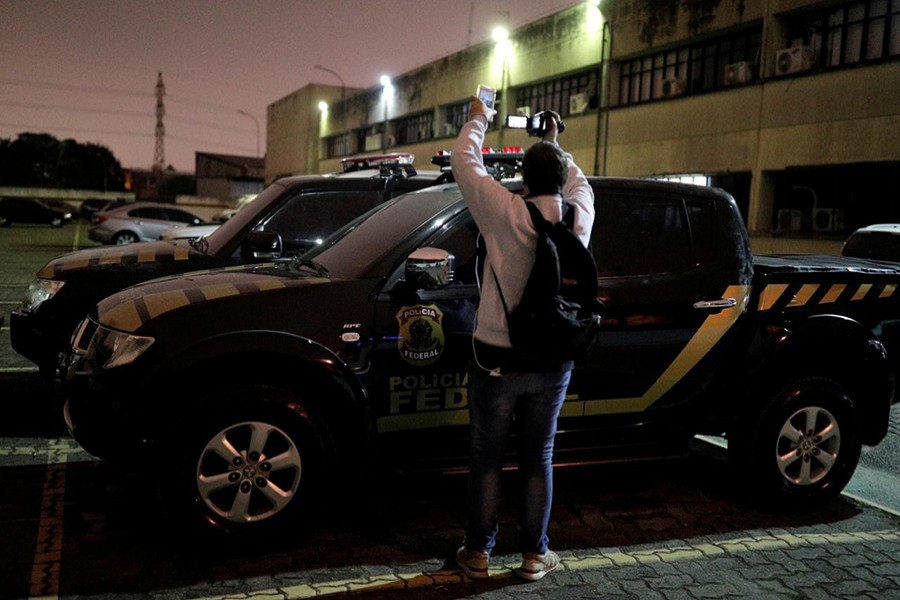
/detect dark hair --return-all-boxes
[522,142,568,197]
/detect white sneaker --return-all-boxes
[455,545,490,579]
[514,549,560,581]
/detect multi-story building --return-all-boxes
[266,0,900,252]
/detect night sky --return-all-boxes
[0,0,581,171]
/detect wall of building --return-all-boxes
[266,0,900,250]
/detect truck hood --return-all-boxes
[96,263,329,333]
[37,240,199,279]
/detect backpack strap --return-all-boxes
[523,198,575,231]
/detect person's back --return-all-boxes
[449,98,594,581]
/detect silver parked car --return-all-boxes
[89,202,209,245]
[159,223,220,241]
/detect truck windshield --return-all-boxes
[300,185,464,280]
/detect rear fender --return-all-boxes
[761,314,891,444]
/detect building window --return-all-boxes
[515,68,598,117]
[394,111,434,145]
[618,27,761,105]
[324,133,352,159]
[782,0,900,69]
[822,0,900,65]
[441,100,471,137]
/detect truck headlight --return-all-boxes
[91,326,155,370]
[22,278,65,311]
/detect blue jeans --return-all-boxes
[465,365,571,555]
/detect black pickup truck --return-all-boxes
[11,154,442,377]
[62,155,900,537]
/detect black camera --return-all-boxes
[505,111,565,137]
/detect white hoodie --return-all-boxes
[450,117,595,350]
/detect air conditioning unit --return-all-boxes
[442,122,455,136]
[812,208,844,232]
[661,76,686,97]
[776,209,803,232]
[568,93,588,115]
[723,61,752,85]
[515,106,531,116]
[776,46,814,75]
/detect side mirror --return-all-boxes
[242,230,283,261]
[405,247,455,289]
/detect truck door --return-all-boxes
[369,214,481,467]
[559,191,749,446]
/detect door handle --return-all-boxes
[693,298,737,310]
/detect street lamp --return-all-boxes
[315,64,348,153]
[380,75,392,152]
[492,26,510,147]
[237,109,260,158]
[314,64,346,103]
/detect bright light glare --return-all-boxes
[492,27,509,42]
[318,101,328,112]
[380,75,392,87]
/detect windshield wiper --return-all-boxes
[292,256,330,278]
[188,236,209,254]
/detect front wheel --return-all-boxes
[163,385,332,538]
[729,377,861,506]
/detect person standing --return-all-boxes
[450,97,595,581]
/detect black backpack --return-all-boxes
[493,200,603,363]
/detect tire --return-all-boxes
[730,377,861,506]
[113,231,139,245]
[163,384,333,538]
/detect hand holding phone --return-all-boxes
[476,84,496,110]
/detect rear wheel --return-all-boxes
[729,377,861,505]
[113,231,138,244]
[163,384,333,538]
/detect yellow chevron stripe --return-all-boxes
[200,283,240,301]
[787,284,818,307]
[852,284,871,301]
[821,284,845,304]
[98,251,124,265]
[759,284,788,311]
[880,284,897,299]
[137,249,157,263]
[583,284,751,416]
[144,289,191,320]
[102,300,144,333]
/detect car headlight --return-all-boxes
[22,278,65,311]
[90,325,155,370]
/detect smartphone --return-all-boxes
[476,84,496,110]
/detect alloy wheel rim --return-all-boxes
[775,405,841,486]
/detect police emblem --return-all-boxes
[396,304,445,366]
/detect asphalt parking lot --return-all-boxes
[1,222,899,599]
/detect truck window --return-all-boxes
[258,191,381,249]
[594,194,696,277]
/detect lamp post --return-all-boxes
[237,109,260,158]
[492,26,510,148]
[380,75,392,152]
[315,64,348,152]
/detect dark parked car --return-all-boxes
[842,224,900,262]
[0,197,74,227]
[12,154,444,376]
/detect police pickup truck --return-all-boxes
[62,151,900,537]
[11,154,442,377]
